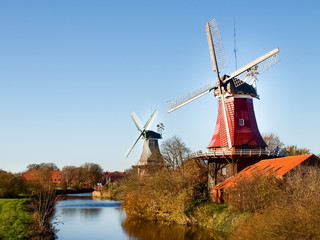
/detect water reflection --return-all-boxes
[53,193,226,240]
[122,217,226,240]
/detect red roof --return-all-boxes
[214,154,317,190]
[23,170,63,184]
[103,171,125,182]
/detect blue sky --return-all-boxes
[0,1,319,173]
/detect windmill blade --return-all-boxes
[143,109,158,130]
[225,48,280,87]
[205,18,226,73]
[131,112,143,132]
[125,134,142,158]
[167,82,215,113]
[205,18,231,148]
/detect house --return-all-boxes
[212,154,320,202]
[51,171,63,184]
[102,171,125,184]
[23,170,63,185]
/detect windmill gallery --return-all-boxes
[125,18,320,201]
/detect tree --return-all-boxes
[80,163,103,186]
[161,136,191,169]
[27,163,59,171]
[262,133,284,151]
[61,166,78,188]
[0,170,25,197]
[285,145,310,156]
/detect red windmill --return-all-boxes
[168,18,281,191]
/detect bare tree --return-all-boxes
[161,136,191,169]
[61,166,77,188]
[25,167,58,239]
[81,163,103,186]
[262,133,284,151]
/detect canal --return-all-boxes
[53,193,224,240]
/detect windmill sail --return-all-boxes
[167,82,215,113]
[131,112,143,132]
[143,110,158,130]
[226,48,280,87]
[206,18,226,73]
[206,19,232,149]
[125,134,142,158]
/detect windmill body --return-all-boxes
[138,130,162,166]
[208,76,266,151]
[167,18,283,196]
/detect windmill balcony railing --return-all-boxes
[189,149,286,158]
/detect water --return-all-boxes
[53,193,224,240]
[53,193,126,239]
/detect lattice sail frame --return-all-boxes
[207,18,227,72]
[231,51,280,87]
[167,82,215,113]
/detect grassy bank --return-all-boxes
[188,202,250,233]
[0,199,32,240]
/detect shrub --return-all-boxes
[226,172,282,212]
[120,160,207,225]
[232,166,320,240]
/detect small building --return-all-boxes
[212,154,320,202]
[51,171,63,184]
[23,170,63,185]
[103,171,125,184]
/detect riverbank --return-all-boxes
[118,165,320,239]
[0,199,32,239]
[92,189,111,199]
[100,163,250,236]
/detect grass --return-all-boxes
[189,202,251,233]
[0,199,32,240]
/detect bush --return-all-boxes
[120,160,207,225]
[231,166,320,240]
[226,172,282,212]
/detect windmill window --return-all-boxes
[239,119,245,126]
[222,167,227,176]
